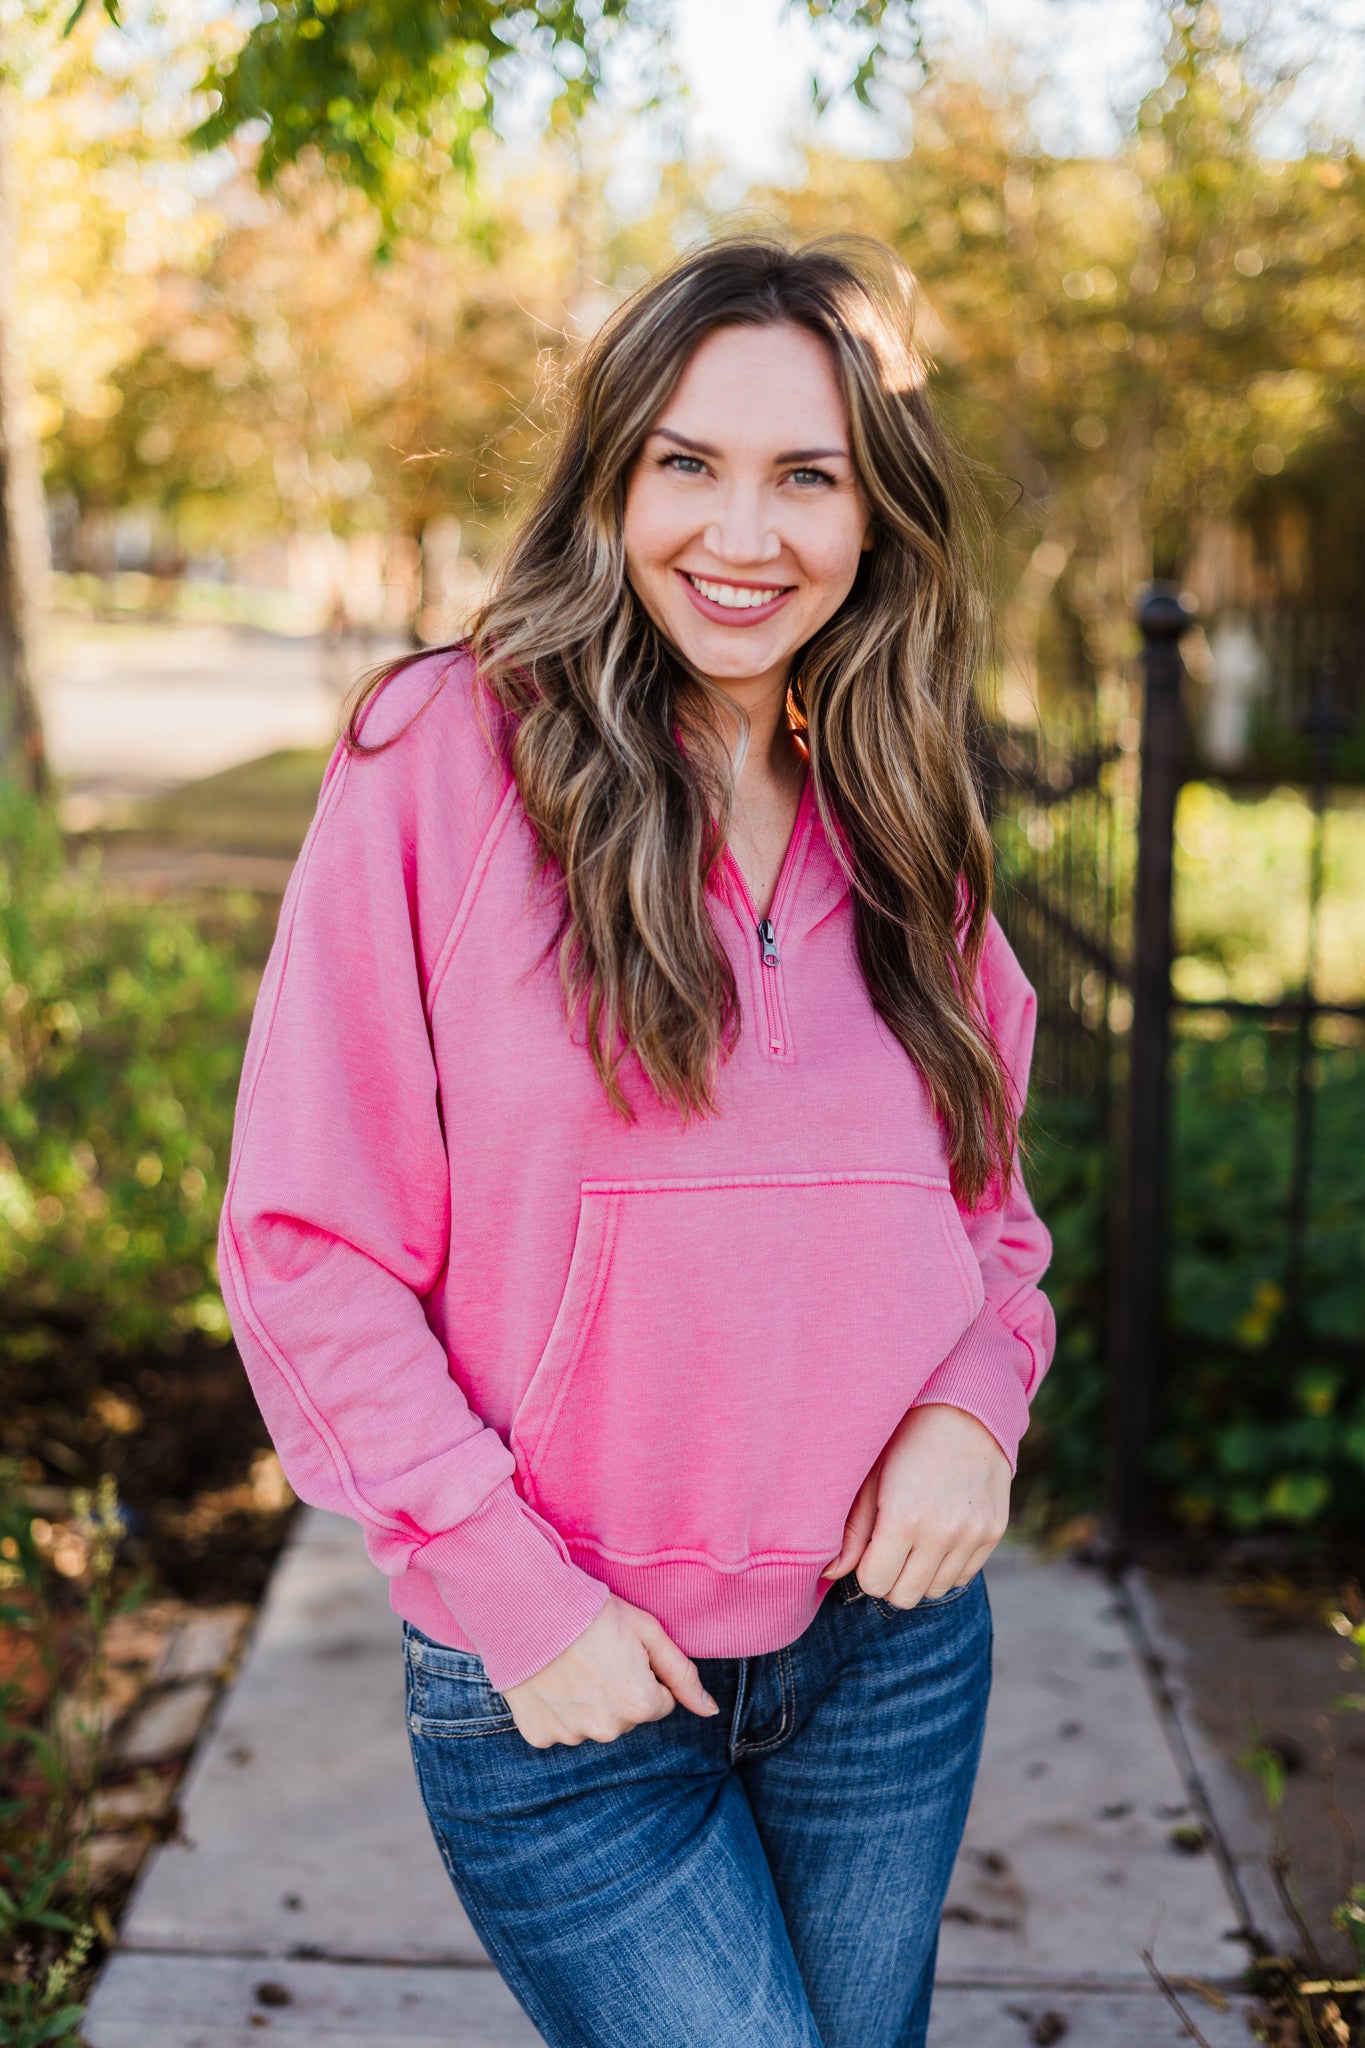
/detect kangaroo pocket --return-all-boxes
[510,1172,984,1570]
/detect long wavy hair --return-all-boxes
[349,235,1015,1207]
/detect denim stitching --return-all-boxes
[409,1714,517,1740]
[405,1637,516,1739]
[728,1658,752,1766]
[737,1643,794,1758]
[408,1692,517,1738]
[870,1577,976,1619]
[405,1709,549,2021]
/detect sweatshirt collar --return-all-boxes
[791,795,853,941]
[710,776,852,944]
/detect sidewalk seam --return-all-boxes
[1118,1564,1294,1957]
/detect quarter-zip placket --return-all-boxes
[723,778,811,1061]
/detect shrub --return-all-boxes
[1160,1026,1365,1534]
[0,788,260,1360]
[1013,1096,1111,1527]
[0,1465,130,2046]
[1017,1028,1365,1537]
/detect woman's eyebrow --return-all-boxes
[650,426,719,455]
[649,426,850,462]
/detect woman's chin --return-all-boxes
[666,621,801,686]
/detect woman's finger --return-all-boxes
[640,1617,719,1718]
[822,1465,880,1580]
[853,1503,921,1599]
[879,1543,940,1609]
[920,1543,975,1602]
[957,1536,1001,1587]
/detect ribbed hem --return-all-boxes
[409,1482,611,1691]
[564,1550,833,1662]
[910,1303,1034,1473]
[391,1543,835,1674]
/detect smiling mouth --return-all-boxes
[682,572,794,612]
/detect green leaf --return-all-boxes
[62,0,120,32]
[1295,1367,1341,1418]
[182,0,912,224]
[28,1908,80,1931]
[1238,1731,1286,1813]
[1263,1472,1332,1523]
[36,2007,89,2044]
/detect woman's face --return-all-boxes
[622,321,872,699]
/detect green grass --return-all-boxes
[1175,781,1365,1009]
[120,748,333,860]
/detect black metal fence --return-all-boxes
[989,588,1365,1545]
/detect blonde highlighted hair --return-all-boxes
[350,235,1014,1207]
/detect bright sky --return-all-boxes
[671,0,1365,179]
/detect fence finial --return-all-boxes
[1136,583,1196,643]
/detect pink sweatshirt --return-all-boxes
[220,652,1055,1692]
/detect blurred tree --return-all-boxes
[16,11,228,549]
[0,84,50,791]
[68,150,599,627]
[2,0,241,782]
[34,113,684,608]
[21,0,1365,700]
[768,0,1365,715]
[4,0,916,772]
[181,0,920,217]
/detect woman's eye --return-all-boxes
[788,467,836,489]
[661,453,706,475]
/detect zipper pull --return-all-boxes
[757,918,780,967]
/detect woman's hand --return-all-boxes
[822,1403,1011,1607]
[502,1594,719,1749]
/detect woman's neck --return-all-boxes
[707,669,803,793]
[711,673,808,920]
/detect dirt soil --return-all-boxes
[1141,1561,1365,1975]
[1,1331,295,1606]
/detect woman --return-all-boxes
[220,235,1055,2048]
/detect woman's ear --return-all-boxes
[861,525,875,553]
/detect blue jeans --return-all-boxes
[405,1572,991,2048]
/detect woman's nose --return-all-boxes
[703,489,782,567]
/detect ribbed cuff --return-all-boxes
[911,1305,1034,1473]
[414,1483,611,1692]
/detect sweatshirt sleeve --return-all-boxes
[218,659,609,1691]
[910,915,1056,1471]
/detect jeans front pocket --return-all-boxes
[404,1625,517,1739]
[852,1573,980,1620]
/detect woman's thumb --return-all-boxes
[641,1618,719,1717]
[822,1466,880,1579]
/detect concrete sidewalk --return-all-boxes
[85,1512,1278,2047]
[42,621,350,800]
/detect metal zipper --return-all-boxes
[755,918,783,1050]
[724,777,809,1059]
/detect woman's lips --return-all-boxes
[676,569,795,627]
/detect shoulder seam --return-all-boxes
[426,773,522,1013]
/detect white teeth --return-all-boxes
[687,575,783,611]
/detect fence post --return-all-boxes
[1109,583,1192,1547]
